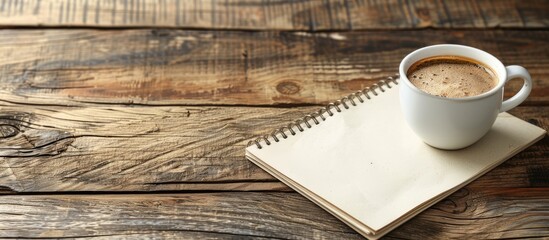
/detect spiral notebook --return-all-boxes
[245,76,546,239]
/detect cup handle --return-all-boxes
[500,65,532,113]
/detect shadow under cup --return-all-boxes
[398,44,525,150]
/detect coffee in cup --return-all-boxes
[406,56,498,98]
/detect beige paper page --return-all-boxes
[246,83,546,236]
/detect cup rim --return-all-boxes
[399,44,505,101]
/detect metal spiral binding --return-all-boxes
[247,74,400,149]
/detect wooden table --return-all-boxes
[0,1,547,239]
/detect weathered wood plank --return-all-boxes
[0,193,361,239]
[0,104,546,193]
[0,29,548,106]
[0,0,547,30]
[0,189,548,239]
[0,105,290,192]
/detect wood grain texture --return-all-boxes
[0,105,292,192]
[0,0,547,30]
[0,104,546,193]
[0,29,548,106]
[0,189,547,239]
[0,193,361,239]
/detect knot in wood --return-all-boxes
[276,81,300,95]
[415,8,431,22]
[0,125,18,138]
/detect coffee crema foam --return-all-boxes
[406,56,498,98]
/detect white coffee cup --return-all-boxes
[399,44,532,150]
